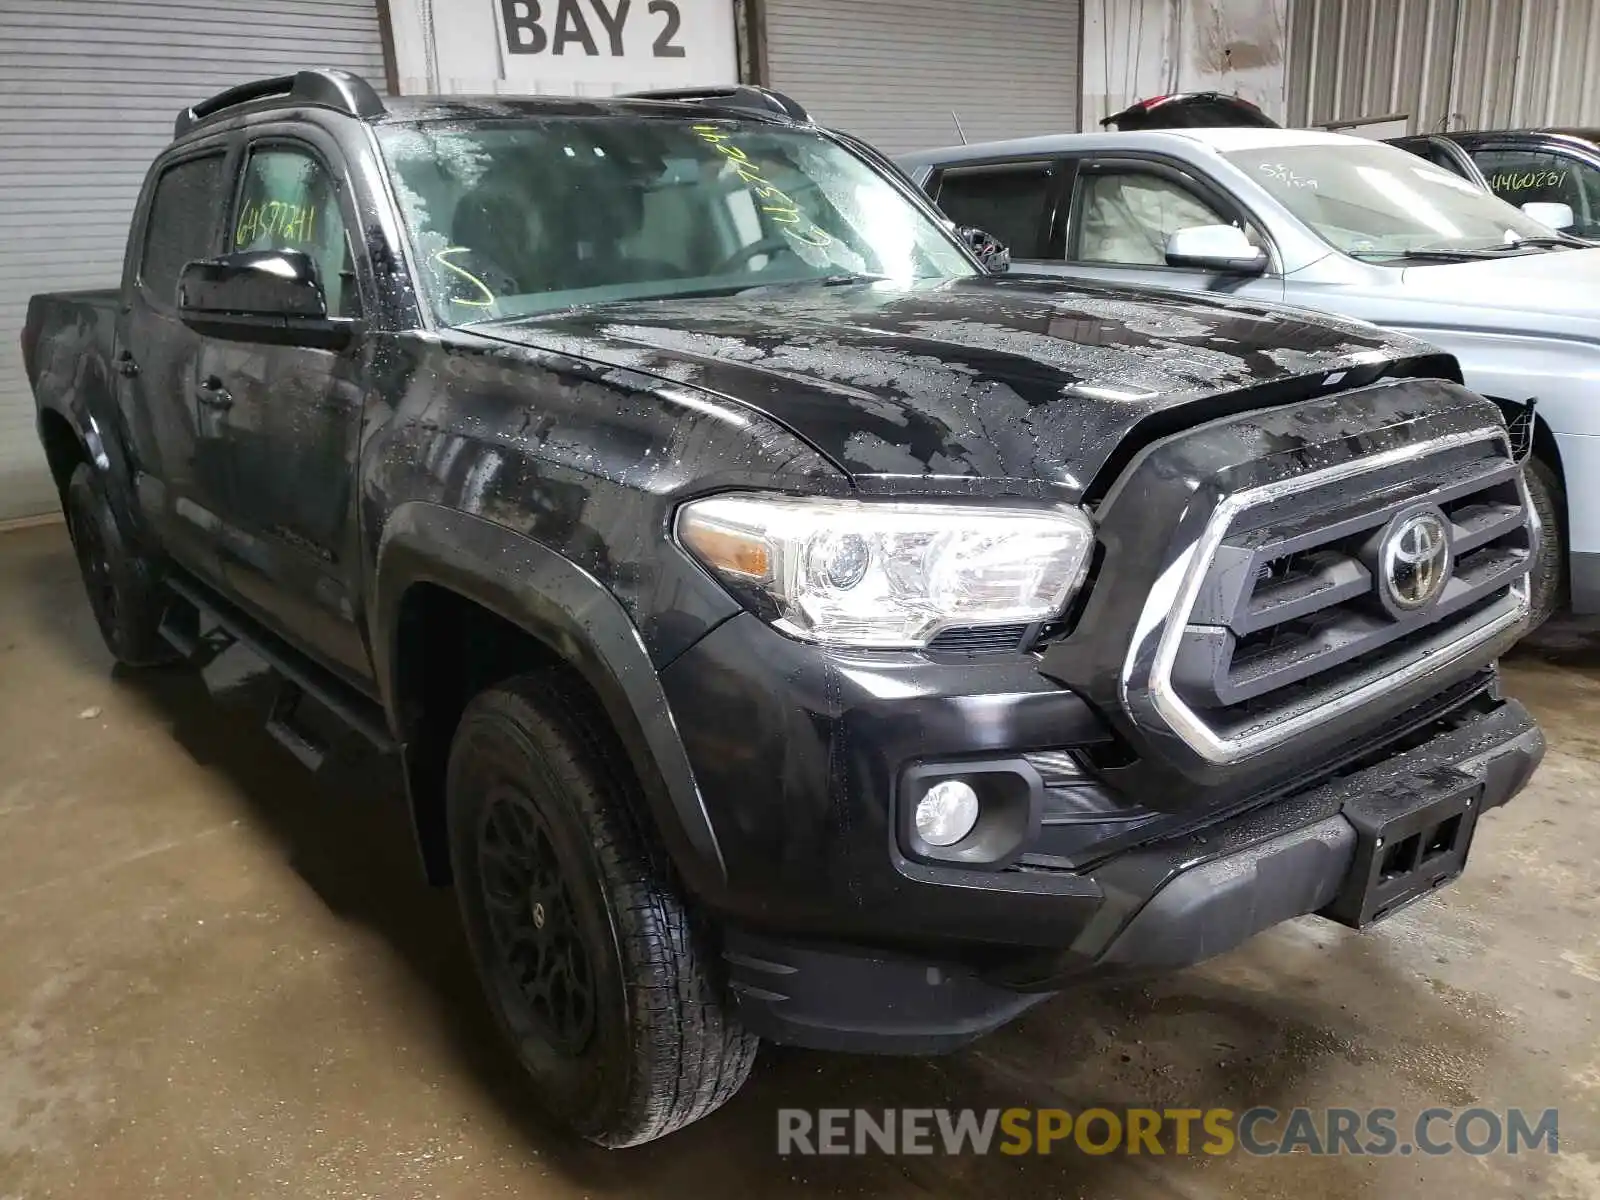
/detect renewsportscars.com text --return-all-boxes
[777,1106,1559,1157]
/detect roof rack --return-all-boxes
[174,69,387,139]
[621,85,810,123]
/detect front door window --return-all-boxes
[1073,171,1234,265]
[234,146,360,317]
[1471,147,1600,237]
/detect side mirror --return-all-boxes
[958,225,1011,273]
[1521,201,1576,231]
[1163,224,1268,275]
[178,250,353,349]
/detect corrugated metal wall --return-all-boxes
[764,0,1082,153]
[1083,0,1289,127]
[0,0,387,521]
[1288,0,1600,132]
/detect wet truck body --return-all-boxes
[23,71,1543,1145]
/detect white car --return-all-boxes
[899,127,1600,626]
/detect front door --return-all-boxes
[199,136,371,684]
[1052,157,1286,304]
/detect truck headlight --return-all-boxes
[676,494,1095,648]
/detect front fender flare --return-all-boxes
[371,503,726,894]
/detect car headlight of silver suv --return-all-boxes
[676,494,1095,649]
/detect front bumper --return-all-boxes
[1056,696,1540,978]
[715,694,1540,1054]
[661,606,1524,947]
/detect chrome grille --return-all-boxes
[1134,428,1531,764]
[1176,458,1529,708]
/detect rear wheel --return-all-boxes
[1522,457,1565,631]
[65,463,174,667]
[446,672,757,1146]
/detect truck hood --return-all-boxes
[474,276,1431,495]
[1395,245,1600,327]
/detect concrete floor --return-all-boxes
[2,520,1599,1199]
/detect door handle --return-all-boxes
[196,376,234,410]
[114,350,139,378]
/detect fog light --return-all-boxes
[915,780,980,847]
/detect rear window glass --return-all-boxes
[140,154,225,305]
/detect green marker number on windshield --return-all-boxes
[694,125,833,249]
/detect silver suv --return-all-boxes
[900,127,1600,627]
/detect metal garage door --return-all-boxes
[0,0,387,522]
[763,0,1081,156]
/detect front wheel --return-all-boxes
[1522,457,1566,632]
[446,673,757,1147]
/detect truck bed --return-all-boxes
[23,287,121,412]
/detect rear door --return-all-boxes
[198,130,372,683]
[1051,154,1285,302]
[117,142,234,585]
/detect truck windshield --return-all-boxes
[1224,142,1561,258]
[378,117,977,324]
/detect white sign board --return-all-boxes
[492,0,737,92]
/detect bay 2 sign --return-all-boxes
[495,0,737,90]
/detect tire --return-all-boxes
[65,463,175,667]
[446,672,757,1147]
[1522,457,1566,632]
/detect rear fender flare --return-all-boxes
[38,344,141,537]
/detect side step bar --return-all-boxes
[158,600,231,665]
[265,680,328,771]
[161,574,396,759]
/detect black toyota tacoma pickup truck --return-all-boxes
[25,70,1544,1146]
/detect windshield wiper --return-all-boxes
[738,272,890,294]
[1348,248,1502,263]
[456,274,903,324]
[1353,237,1582,264]
[818,272,890,286]
[1489,236,1581,251]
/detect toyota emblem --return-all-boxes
[1382,510,1452,611]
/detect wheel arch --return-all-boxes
[36,393,142,541]
[1484,395,1564,483]
[371,503,726,894]
[37,407,88,505]
[1483,395,1569,620]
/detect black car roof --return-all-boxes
[1447,127,1600,146]
[1536,128,1600,143]
[173,69,810,141]
[374,94,789,125]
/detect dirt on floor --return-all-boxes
[2,520,1598,1199]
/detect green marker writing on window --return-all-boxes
[693,124,833,249]
[431,246,496,308]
